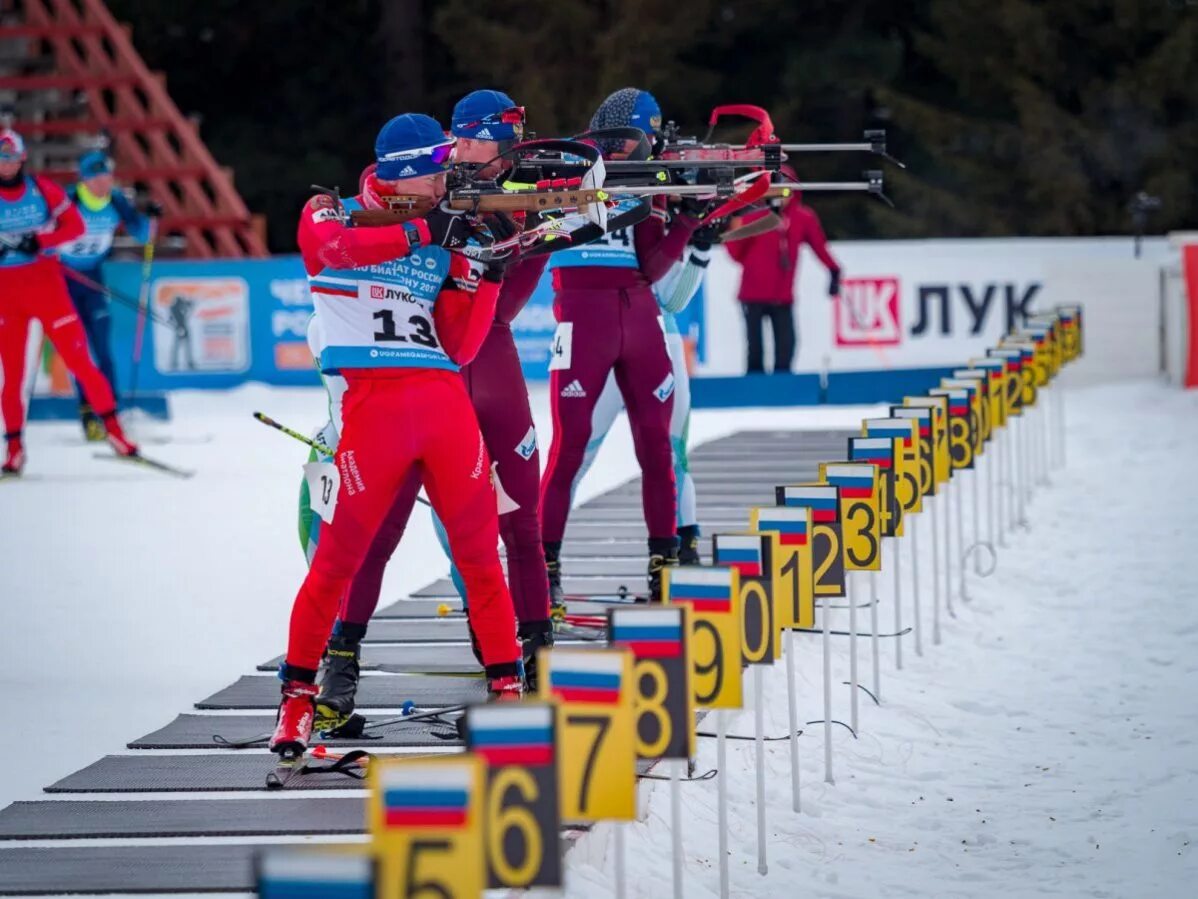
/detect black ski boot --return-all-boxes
[79,404,105,442]
[315,634,363,735]
[647,536,680,603]
[678,525,702,565]
[519,621,554,694]
[544,541,566,616]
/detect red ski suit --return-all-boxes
[0,175,118,436]
[285,193,520,677]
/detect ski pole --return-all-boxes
[254,411,335,456]
[60,266,175,329]
[127,218,159,402]
[254,410,432,507]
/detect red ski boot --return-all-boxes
[269,680,319,756]
[2,433,24,477]
[101,412,139,458]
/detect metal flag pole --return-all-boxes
[944,480,956,618]
[956,472,968,603]
[754,665,768,875]
[972,462,983,575]
[848,571,860,732]
[821,597,835,783]
[717,710,730,898]
[991,435,1004,549]
[930,493,942,645]
[892,536,904,669]
[671,760,685,899]
[614,822,628,899]
[784,629,801,813]
[869,570,881,701]
[911,514,923,657]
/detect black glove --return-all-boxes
[482,212,518,244]
[144,200,164,218]
[423,205,471,249]
[828,269,842,298]
[482,250,515,283]
[690,223,721,251]
[678,195,711,219]
[16,234,39,256]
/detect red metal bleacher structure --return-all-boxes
[0,0,266,257]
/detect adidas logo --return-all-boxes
[398,165,417,177]
[475,127,494,140]
[560,380,587,398]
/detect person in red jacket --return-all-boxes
[0,129,137,475]
[726,169,841,374]
[271,113,523,759]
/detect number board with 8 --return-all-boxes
[608,606,696,759]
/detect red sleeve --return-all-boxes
[634,198,700,284]
[296,194,429,276]
[797,205,840,274]
[724,208,772,263]
[32,176,84,249]
[433,255,499,366]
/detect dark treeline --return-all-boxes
[109,0,1197,252]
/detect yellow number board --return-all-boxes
[665,565,743,710]
[818,462,882,571]
[775,484,846,598]
[745,509,815,628]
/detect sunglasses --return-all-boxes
[378,139,456,169]
[461,106,526,139]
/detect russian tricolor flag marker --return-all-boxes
[752,508,810,547]
[667,566,735,612]
[850,437,894,469]
[379,762,473,829]
[466,703,555,767]
[823,464,875,499]
[257,851,374,899]
[609,607,685,659]
[547,650,625,704]
[712,533,766,573]
[864,417,916,446]
[777,485,839,522]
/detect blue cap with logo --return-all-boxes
[590,88,662,138]
[78,150,115,179]
[0,130,26,162]
[374,113,455,181]
[451,89,524,141]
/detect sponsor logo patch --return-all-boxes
[398,164,417,177]
[516,426,537,460]
[654,372,676,402]
[560,379,587,398]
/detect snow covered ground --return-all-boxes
[2,378,1196,897]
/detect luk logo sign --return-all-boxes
[834,277,901,347]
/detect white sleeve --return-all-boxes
[656,247,710,315]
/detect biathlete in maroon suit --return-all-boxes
[538,88,700,601]
[311,92,557,727]
[271,113,523,758]
[0,130,137,475]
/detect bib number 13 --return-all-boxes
[373,309,439,348]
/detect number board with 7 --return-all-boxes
[369,754,485,899]
[665,565,744,710]
[539,647,636,823]
[465,702,562,890]
[608,605,696,760]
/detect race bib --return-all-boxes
[549,321,573,371]
[303,461,340,525]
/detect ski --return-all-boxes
[554,620,607,642]
[92,451,195,479]
[265,748,307,790]
[562,592,653,604]
[213,704,469,748]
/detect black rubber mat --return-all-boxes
[571,506,747,523]
[414,576,648,599]
[47,751,449,793]
[0,797,366,840]
[0,843,295,895]
[258,642,481,673]
[197,675,486,710]
[130,713,461,750]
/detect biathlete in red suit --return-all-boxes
[271,113,523,758]
[0,130,137,474]
[311,93,557,726]
[538,88,700,601]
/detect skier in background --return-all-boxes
[0,130,138,476]
[58,150,160,438]
[539,88,701,602]
[726,167,841,373]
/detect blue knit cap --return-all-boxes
[78,150,115,178]
[452,89,521,141]
[589,88,662,138]
[375,113,454,180]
